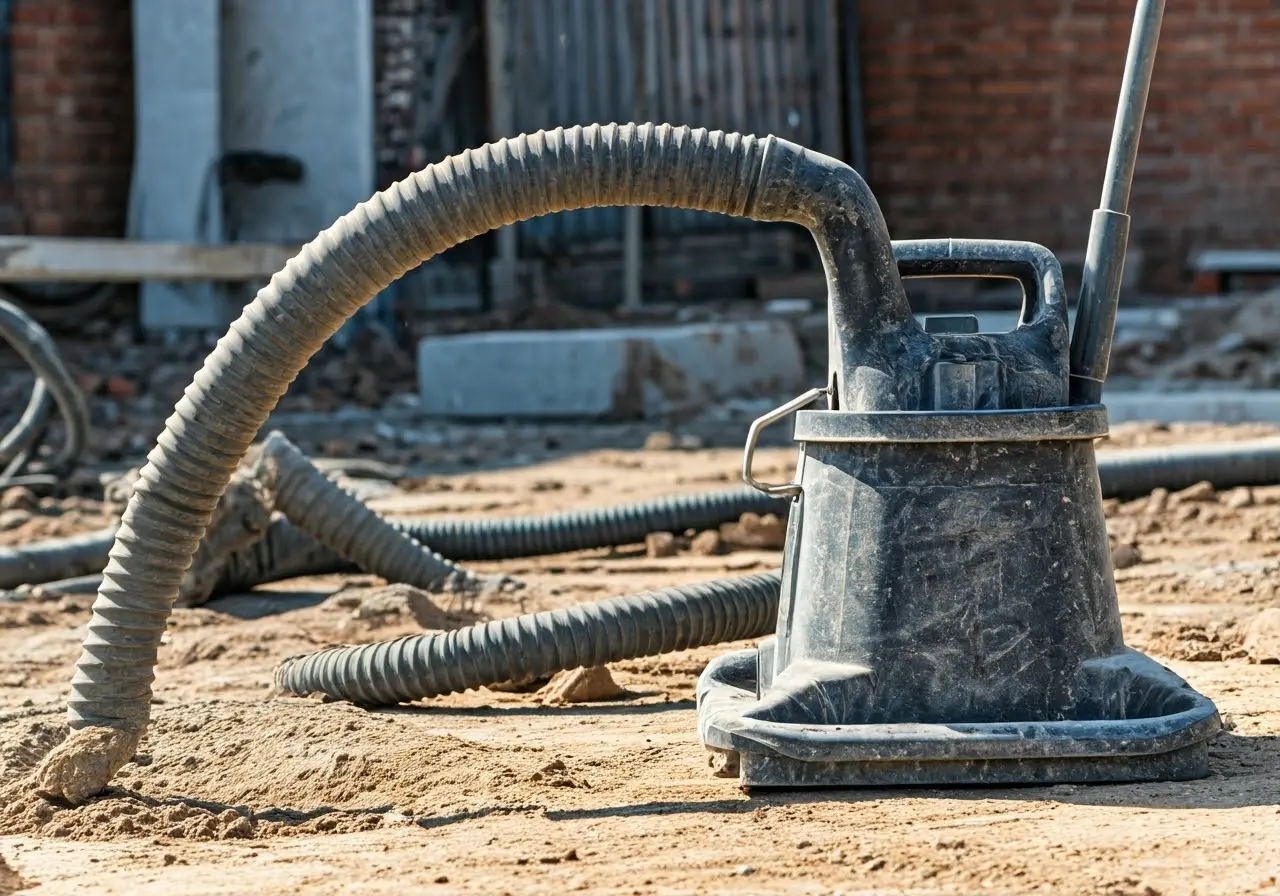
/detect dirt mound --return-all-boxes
[0,701,571,842]
[1140,622,1247,662]
[540,666,628,705]
[0,719,67,780]
[0,855,28,895]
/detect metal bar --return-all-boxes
[1098,0,1166,216]
[622,0,647,310]
[839,0,867,174]
[1068,0,1166,406]
[482,0,519,308]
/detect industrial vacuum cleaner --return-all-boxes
[34,0,1219,805]
[697,0,1222,788]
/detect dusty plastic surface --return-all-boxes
[697,239,1222,789]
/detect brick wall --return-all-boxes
[7,0,133,236]
[2,1,1274,292]
[859,0,1280,292]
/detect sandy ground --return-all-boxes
[0,422,1278,895]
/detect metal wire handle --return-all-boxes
[740,386,830,497]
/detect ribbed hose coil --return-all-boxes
[274,570,781,705]
[1096,437,1280,499]
[40,123,843,803]
[0,296,90,484]
[253,431,489,590]
[400,486,785,559]
[0,487,785,591]
[214,486,788,591]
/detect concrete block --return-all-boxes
[417,321,806,419]
[1104,390,1280,425]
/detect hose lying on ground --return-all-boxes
[0,525,118,590]
[0,297,90,488]
[1096,437,1280,499]
[217,438,1280,587]
[9,434,1280,594]
[274,570,781,705]
[213,482,786,592]
[265,438,1280,706]
[0,574,103,599]
[247,431,508,596]
[0,479,785,592]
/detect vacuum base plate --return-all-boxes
[697,645,1222,790]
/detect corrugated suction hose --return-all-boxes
[16,436,1280,594]
[274,571,781,705]
[1096,437,1280,499]
[214,484,785,592]
[0,297,90,488]
[249,431,510,595]
[0,486,783,592]
[37,122,876,804]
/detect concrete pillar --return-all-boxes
[133,0,376,333]
[220,0,374,245]
[222,0,379,341]
[130,0,227,330]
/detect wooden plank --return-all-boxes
[0,237,300,282]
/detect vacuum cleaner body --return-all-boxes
[699,346,1221,787]
[698,0,1222,789]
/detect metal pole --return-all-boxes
[840,0,868,176]
[1068,0,1166,405]
[622,0,649,311]
[483,0,519,309]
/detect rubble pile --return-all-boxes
[0,323,417,468]
[1110,289,1280,386]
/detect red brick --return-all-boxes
[860,0,1280,292]
[8,0,133,237]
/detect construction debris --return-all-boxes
[1244,608,1280,664]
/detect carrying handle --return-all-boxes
[892,239,1067,330]
[741,387,830,497]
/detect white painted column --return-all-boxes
[130,0,227,330]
